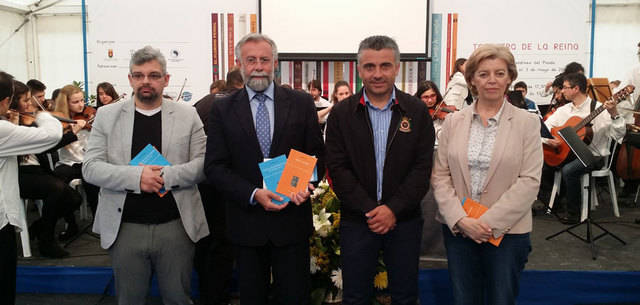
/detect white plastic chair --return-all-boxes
[547,169,563,213]
[69,178,91,220]
[547,137,620,221]
[19,198,43,258]
[579,138,620,221]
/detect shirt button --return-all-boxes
[117,208,122,213]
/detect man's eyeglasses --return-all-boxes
[244,57,272,66]
[130,72,164,81]
[562,85,575,90]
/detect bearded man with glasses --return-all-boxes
[205,33,324,305]
[82,46,208,304]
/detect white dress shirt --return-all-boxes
[544,97,626,157]
[0,113,62,232]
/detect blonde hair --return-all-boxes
[464,44,518,96]
[54,84,84,118]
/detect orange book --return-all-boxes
[276,149,317,195]
[461,197,503,247]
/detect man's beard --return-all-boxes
[243,71,273,92]
[136,86,159,104]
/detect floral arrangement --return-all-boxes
[309,179,389,305]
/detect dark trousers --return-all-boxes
[0,225,17,305]
[54,163,99,214]
[561,158,603,217]
[443,225,531,305]
[235,240,310,305]
[18,165,82,241]
[340,217,423,305]
[194,184,234,305]
[538,164,559,207]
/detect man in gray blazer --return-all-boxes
[83,46,208,305]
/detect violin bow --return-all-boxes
[175,78,187,102]
[29,96,76,124]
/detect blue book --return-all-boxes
[258,155,290,205]
[129,144,170,196]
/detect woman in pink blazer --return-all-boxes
[432,44,543,305]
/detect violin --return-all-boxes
[8,110,77,128]
[429,101,457,120]
[72,105,97,131]
[26,96,78,129]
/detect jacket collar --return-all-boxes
[353,87,406,113]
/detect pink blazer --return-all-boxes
[432,101,543,236]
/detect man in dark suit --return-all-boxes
[204,33,324,305]
[325,35,435,305]
[193,67,243,305]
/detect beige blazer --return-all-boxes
[432,101,542,236]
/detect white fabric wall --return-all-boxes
[592,2,640,83]
[36,15,84,94]
[0,9,28,81]
[2,0,639,99]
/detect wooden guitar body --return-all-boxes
[542,85,635,167]
[543,116,592,167]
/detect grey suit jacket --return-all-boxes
[83,99,209,249]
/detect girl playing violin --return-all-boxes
[415,81,454,143]
[9,80,82,258]
[53,85,99,240]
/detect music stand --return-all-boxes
[545,127,626,260]
[587,78,612,103]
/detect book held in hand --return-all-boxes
[276,149,317,196]
[461,197,503,247]
[258,155,290,205]
[129,144,170,197]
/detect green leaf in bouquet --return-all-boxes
[311,287,327,305]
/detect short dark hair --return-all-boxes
[210,80,226,91]
[308,79,322,94]
[26,79,46,92]
[513,81,527,90]
[552,73,565,89]
[357,35,400,64]
[415,80,443,103]
[226,68,244,88]
[51,88,60,101]
[564,62,584,74]
[564,72,587,93]
[0,71,14,101]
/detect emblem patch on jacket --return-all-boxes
[399,116,412,133]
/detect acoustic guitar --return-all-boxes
[543,85,635,167]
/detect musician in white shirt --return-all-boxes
[544,72,625,224]
[0,71,62,304]
[443,58,470,110]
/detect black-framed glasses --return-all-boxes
[130,72,164,81]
